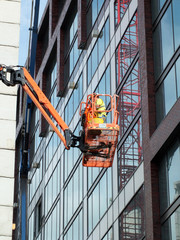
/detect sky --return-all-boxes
[18,0,48,66]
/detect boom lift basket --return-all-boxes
[80,94,119,167]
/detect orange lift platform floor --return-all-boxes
[80,94,119,168]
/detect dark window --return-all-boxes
[34,198,42,237]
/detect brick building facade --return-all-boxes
[14,0,180,239]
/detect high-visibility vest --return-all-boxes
[95,98,106,118]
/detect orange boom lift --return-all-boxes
[0,65,119,167]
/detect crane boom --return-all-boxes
[0,65,78,149]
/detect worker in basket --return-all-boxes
[93,93,107,124]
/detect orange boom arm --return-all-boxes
[0,65,79,150]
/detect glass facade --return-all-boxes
[88,169,112,234]
[118,119,142,190]
[119,187,145,239]
[64,163,83,226]
[86,0,105,36]
[64,13,81,83]
[23,1,145,240]
[116,13,138,86]
[115,9,142,192]
[159,140,180,214]
[153,0,180,125]
[161,206,180,240]
[64,74,83,125]
[114,0,131,26]
[64,210,83,240]
[87,18,110,85]
[14,0,180,239]
[159,139,180,239]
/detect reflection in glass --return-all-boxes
[118,119,142,190]
[92,0,98,24]
[88,170,112,234]
[92,184,99,229]
[176,57,180,98]
[159,140,180,214]
[119,187,145,239]
[161,6,174,69]
[173,0,180,50]
[151,0,166,22]
[161,206,180,240]
[156,66,176,124]
[116,13,138,85]
[87,18,109,85]
[64,210,83,239]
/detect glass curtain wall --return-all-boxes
[87,18,110,85]
[159,139,180,239]
[152,0,180,125]
[119,187,145,239]
[86,0,105,36]
[64,13,81,83]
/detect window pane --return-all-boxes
[74,39,79,65]
[172,0,180,50]
[98,29,105,61]
[100,173,107,218]
[88,56,92,85]
[92,44,98,77]
[163,66,176,114]
[70,49,74,76]
[118,119,142,190]
[88,195,93,234]
[176,57,180,98]
[161,5,174,70]
[159,140,180,214]
[98,0,104,12]
[92,0,98,25]
[156,81,165,125]
[119,187,145,239]
[105,18,110,49]
[92,184,99,229]
[105,66,111,95]
[151,0,166,22]
[161,206,180,240]
[156,66,176,124]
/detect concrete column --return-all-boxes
[0,0,21,239]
